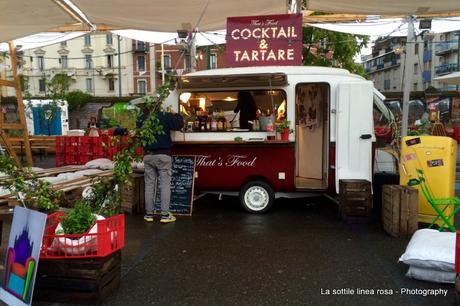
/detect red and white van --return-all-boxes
[165,66,390,213]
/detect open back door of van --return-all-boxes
[336,81,374,193]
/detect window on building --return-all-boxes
[210,53,217,69]
[107,54,113,68]
[138,80,146,95]
[106,34,113,45]
[384,79,391,90]
[86,78,93,92]
[85,55,92,69]
[137,56,145,71]
[61,55,68,69]
[413,83,418,91]
[38,79,46,92]
[414,63,419,75]
[84,34,91,46]
[163,55,171,69]
[60,41,67,47]
[136,41,145,50]
[37,56,44,71]
[108,78,115,91]
[414,43,419,55]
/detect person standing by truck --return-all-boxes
[234,91,258,130]
[138,106,184,223]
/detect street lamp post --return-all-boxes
[401,16,416,137]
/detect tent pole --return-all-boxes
[161,44,165,85]
[401,16,415,137]
[117,35,122,97]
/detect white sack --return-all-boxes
[399,228,456,271]
[85,158,114,170]
[406,265,456,284]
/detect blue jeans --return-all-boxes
[144,154,172,215]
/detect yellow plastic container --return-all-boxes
[399,136,457,226]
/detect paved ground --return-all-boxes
[101,195,455,306]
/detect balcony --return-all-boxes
[435,63,458,75]
[422,70,431,82]
[133,43,149,53]
[435,41,458,56]
[423,50,432,63]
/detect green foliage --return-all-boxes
[302,22,369,78]
[276,119,293,133]
[47,73,71,101]
[60,201,96,235]
[85,177,121,217]
[66,90,92,111]
[99,117,121,129]
[0,154,61,213]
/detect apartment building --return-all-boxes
[0,32,228,97]
[362,31,460,93]
[3,33,138,97]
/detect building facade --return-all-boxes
[3,33,137,97]
[1,33,227,98]
[362,31,460,93]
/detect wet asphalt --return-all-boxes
[101,195,455,306]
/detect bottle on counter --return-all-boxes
[211,116,217,131]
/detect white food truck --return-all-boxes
[164,66,391,212]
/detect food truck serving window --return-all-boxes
[179,90,287,132]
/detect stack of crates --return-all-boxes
[55,136,66,167]
[339,179,372,222]
[55,135,142,167]
[64,136,81,165]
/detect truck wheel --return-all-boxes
[240,180,274,213]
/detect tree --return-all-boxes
[302,26,369,78]
[47,73,71,101]
[66,90,92,129]
[66,90,92,111]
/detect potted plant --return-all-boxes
[276,119,293,141]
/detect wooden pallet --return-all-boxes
[0,169,113,207]
[34,251,121,305]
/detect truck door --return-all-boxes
[336,81,374,192]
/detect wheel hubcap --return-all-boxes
[245,186,269,211]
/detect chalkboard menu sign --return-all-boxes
[154,155,196,216]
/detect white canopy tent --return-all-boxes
[307,17,460,37]
[0,32,87,52]
[0,0,288,43]
[72,0,288,32]
[112,29,227,47]
[434,72,460,85]
[306,0,460,15]
[0,0,86,43]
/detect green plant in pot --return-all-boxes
[59,201,96,235]
[276,119,293,140]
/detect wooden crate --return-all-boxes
[339,179,372,221]
[34,251,121,305]
[382,185,418,237]
[121,173,145,214]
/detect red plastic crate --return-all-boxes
[40,213,125,259]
